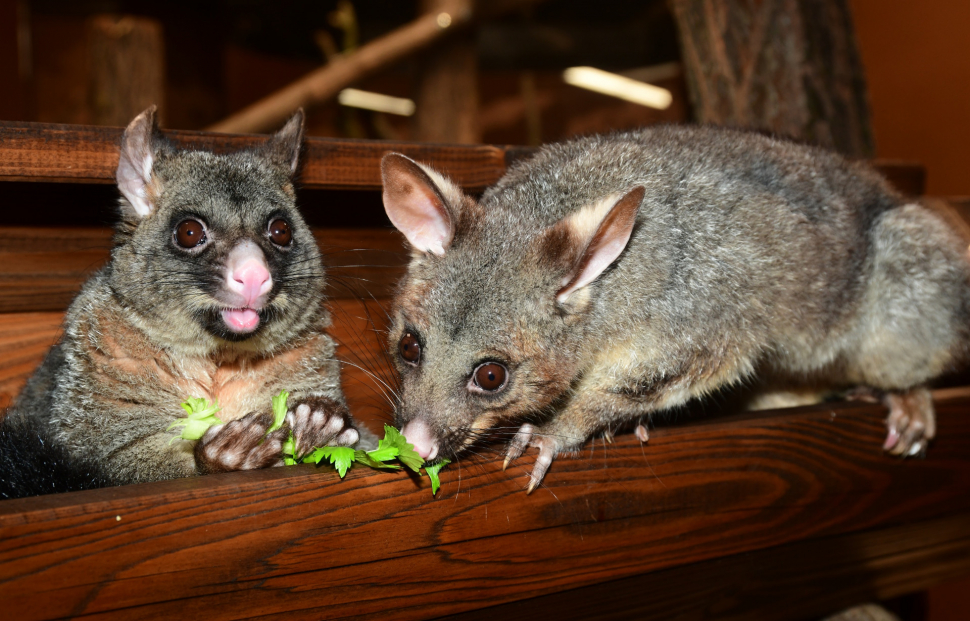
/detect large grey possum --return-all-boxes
[380,125,970,492]
[0,107,373,499]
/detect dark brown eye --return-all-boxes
[174,219,206,248]
[269,218,292,246]
[473,362,507,392]
[399,332,421,364]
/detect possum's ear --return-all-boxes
[265,109,305,175]
[117,106,160,220]
[554,186,644,304]
[381,153,465,256]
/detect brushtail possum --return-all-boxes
[380,125,970,492]
[0,107,373,499]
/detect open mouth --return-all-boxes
[221,308,261,333]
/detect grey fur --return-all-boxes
[5,107,374,492]
[382,125,970,490]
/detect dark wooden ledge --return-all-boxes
[0,121,926,195]
[0,121,515,192]
[2,388,969,621]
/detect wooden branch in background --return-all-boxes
[207,0,475,135]
[1,390,969,620]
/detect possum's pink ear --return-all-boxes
[556,186,644,304]
[381,153,464,256]
[266,109,304,174]
[117,106,159,219]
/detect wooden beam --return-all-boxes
[0,122,925,195]
[436,512,970,621]
[0,121,512,191]
[1,389,969,620]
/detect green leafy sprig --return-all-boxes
[167,397,223,444]
[170,391,450,494]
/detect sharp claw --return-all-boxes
[905,441,925,458]
[525,441,555,494]
[503,423,534,471]
[883,426,900,451]
[635,424,649,443]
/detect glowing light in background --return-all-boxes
[562,66,673,110]
[338,88,416,116]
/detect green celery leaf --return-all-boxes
[268,390,290,433]
[384,425,424,472]
[424,459,451,495]
[180,397,220,418]
[365,445,399,462]
[312,446,356,478]
[303,448,326,465]
[354,450,402,470]
[281,432,296,460]
[168,397,222,443]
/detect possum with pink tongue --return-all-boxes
[0,107,375,498]
[381,127,970,493]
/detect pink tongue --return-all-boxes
[222,308,260,332]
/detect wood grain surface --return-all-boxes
[0,121,511,191]
[0,121,926,195]
[0,389,968,620]
[436,512,970,621]
[0,312,63,410]
[0,226,406,312]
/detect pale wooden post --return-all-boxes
[87,14,165,127]
[412,0,480,143]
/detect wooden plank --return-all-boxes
[436,512,970,621]
[0,121,511,192]
[0,226,406,312]
[0,121,924,195]
[0,389,968,620]
[0,312,63,411]
[0,298,395,426]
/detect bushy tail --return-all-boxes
[0,415,116,500]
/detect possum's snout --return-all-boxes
[401,418,439,461]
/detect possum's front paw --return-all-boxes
[195,411,284,474]
[286,396,359,458]
[502,422,572,494]
[883,387,936,457]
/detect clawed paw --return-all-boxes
[883,388,935,458]
[501,423,565,494]
[195,411,284,474]
[287,397,359,458]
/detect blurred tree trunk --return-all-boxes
[412,0,479,143]
[668,0,874,157]
[87,15,164,126]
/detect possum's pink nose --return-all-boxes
[402,419,439,461]
[226,241,273,308]
[232,262,271,306]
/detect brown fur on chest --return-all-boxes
[83,306,331,420]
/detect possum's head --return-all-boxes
[381,153,642,461]
[110,106,325,356]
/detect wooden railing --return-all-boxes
[0,120,966,621]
